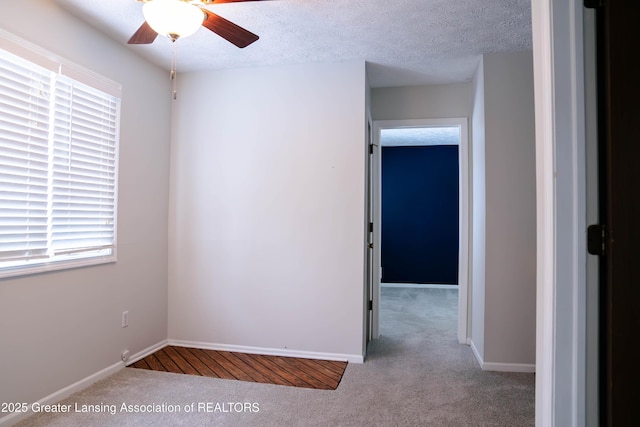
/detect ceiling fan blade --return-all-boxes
[204,0,267,4]
[201,9,259,48]
[128,21,158,44]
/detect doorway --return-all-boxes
[370,118,470,344]
[381,136,459,285]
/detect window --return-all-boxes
[0,34,121,278]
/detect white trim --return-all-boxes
[381,283,459,290]
[469,340,535,373]
[531,1,556,426]
[364,113,375,355]
[533,0,590,424]
[457,119,471,346]
[372,118,470,345]
[168,340,362,364]
[371,139,381,339]
[470,340,483,368]
[125,339,169,366]
[0,255,117,280]
[482,362,537,373]
[0,361,123,427]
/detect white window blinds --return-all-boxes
[0,54,51,262]
[0,44,120,277]
[51,76,118,256]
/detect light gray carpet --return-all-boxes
[16,288,534,426]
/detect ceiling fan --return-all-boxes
[128,0,263,48]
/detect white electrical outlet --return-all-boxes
[122,311,129,328]
[121,349,130,362]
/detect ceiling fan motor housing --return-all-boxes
[129,0,261,48]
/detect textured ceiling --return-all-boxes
[381,127,460,146]
[53,0,532,88]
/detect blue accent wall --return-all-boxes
[381,145,459,284]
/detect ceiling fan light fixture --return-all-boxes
[143,0,205,40]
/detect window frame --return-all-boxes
[0,29,122,279]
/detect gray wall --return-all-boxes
[372,83,472,120]
[471,51,537,368]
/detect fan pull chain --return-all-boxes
[170,41,177,100]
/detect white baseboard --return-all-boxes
[126,339,168,366]
[168,339,363,364]
[0,361,123,427]
[381,283,458,289]
[470,339,484,368]
[482,362,536,373]
[469,340,535,373]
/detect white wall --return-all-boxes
[168,62,367,361]
[470,51,537,369]
[0,0,171,415]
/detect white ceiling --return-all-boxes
[53,0,532,88]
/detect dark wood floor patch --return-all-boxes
[129,346,347,390]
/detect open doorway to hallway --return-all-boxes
[370,119,470,345]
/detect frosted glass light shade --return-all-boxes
[143,0,205,39]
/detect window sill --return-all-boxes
[0,253,117,280]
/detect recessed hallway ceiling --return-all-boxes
[381,127,460,146]
[53,0,532,88]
